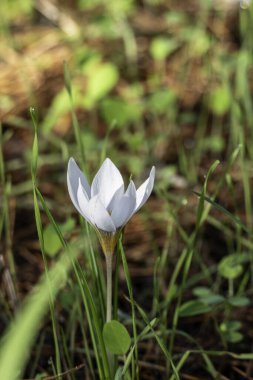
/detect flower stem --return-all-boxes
[105,252,113,323]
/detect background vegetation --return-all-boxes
[1,0,253,379]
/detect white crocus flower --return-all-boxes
[67,157,155,255]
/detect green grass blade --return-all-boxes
[0,246,78,380]
[36,188,110,379]
[119,237,139,380]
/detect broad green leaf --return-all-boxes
[43,224,61,257]
[84,63,119,107]
[226,331,243,343]
[179,300,211,317]
[0,248,77,380]
[60,218,75,233]
[193,287,212,298]
[43,218,75,257]
[200,294,225,306]
[103,320,131,355]
[228,296,250,307]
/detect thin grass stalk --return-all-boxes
[0,125,17,294]
[168,243,194,367]
[122,318,158,377]
[152,256,161,317]
[30,108,62,378]
[29,333,45,378]
[77,304,96,378]
[30,109,107,378]
[119,238,139,380]
[0,225,79,380]
[168,161,220,375]
[60,328,75,380]
[134,301,179,379]
[64,62,86,170]
[239,133,252,229]
[76,261,111,380]
[36,189,109,380]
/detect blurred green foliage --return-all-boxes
[1,0,253,378]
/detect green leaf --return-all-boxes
[188,29,211,57]
[114,366,123,380]
[193,287,212,297]
[200,294,225,306]
[41,88,82,134]
[218,254,244,280]
[220,321,243,343]
[100,97,142,127]
[179,300,211,317]
[103,320,131,355]
[226,331,243,343]
[150,37,178,61]
[43,218,75,257]
[84,62,119,107]
[60,218,75,233]
[228,296,250,307]
[147,89,176,115]
[59,286,79,310]
[208,84,231,116]
[43,224,62,257]
[220,320,241,332]
[193,287,225,305]
[200,135,225,153]
[35,373,48,379]
[0,241,78,380]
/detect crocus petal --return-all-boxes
[77,179,92,223]
[88,195,116,232]
[135,166,155,212]
[111,181,136,228]
[91,158,124,208]
[67,158,91,213]
[107,184,124,213]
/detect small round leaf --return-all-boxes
[103,320,131,355]
[218,254,243,280]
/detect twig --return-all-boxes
[23,363,85,380]
[35,0,80,36]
